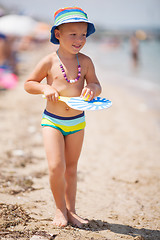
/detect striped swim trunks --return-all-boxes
[41,109,86,136]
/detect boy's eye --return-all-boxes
[71,33,76,36]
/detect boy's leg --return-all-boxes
[65,129,88,227]
[42,126,68,227]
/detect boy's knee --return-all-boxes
[49,161,66,176]
[66,164,77,177]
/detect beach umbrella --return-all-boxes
[34,22,51,40]
[0,14,38,36]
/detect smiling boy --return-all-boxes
[24,7,101,227]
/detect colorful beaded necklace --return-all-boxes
[57,50,81,84]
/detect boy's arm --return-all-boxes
[81,56,101,101]
[24,55,59,101]
[24,56,50,94]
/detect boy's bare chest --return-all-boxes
[47,64,85,96]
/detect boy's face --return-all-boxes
[55,22,88,53]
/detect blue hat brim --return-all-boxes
[50,20,95,44]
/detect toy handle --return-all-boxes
[42,94,70,103]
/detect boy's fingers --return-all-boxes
[54,92,59,101]
[48,95,53,101]
[84,90,92,99]
[88,91,94,101]
[44,92,59,102]
[51,95,55,101]
[80,88,94,101]
[80,88,87,97]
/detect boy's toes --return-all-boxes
[53,218,68,227]
[53,209,68,228]
[67,211,89,228]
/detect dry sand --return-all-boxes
[0,43,160,240]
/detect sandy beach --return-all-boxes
[0,42,160,240]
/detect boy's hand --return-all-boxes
[43,85,59,102]
[80,87,94,101]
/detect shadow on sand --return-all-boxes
[80,219,160,239]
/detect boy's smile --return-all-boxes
[72,44,81,49]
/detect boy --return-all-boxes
[24,7,101,227]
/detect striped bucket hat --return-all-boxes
[50,7,95,44]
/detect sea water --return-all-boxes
[84,38,160,110]
[85,39,160,84]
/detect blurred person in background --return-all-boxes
[0,33,18,74]
[130,33,139,68]
[0,33,18,90]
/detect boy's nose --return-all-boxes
[76,36,85,42]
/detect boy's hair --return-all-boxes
[50,7,95,44]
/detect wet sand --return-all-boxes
[0,42,160,240]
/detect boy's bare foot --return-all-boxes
[67,210,88,228]
[53,209,68,227]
